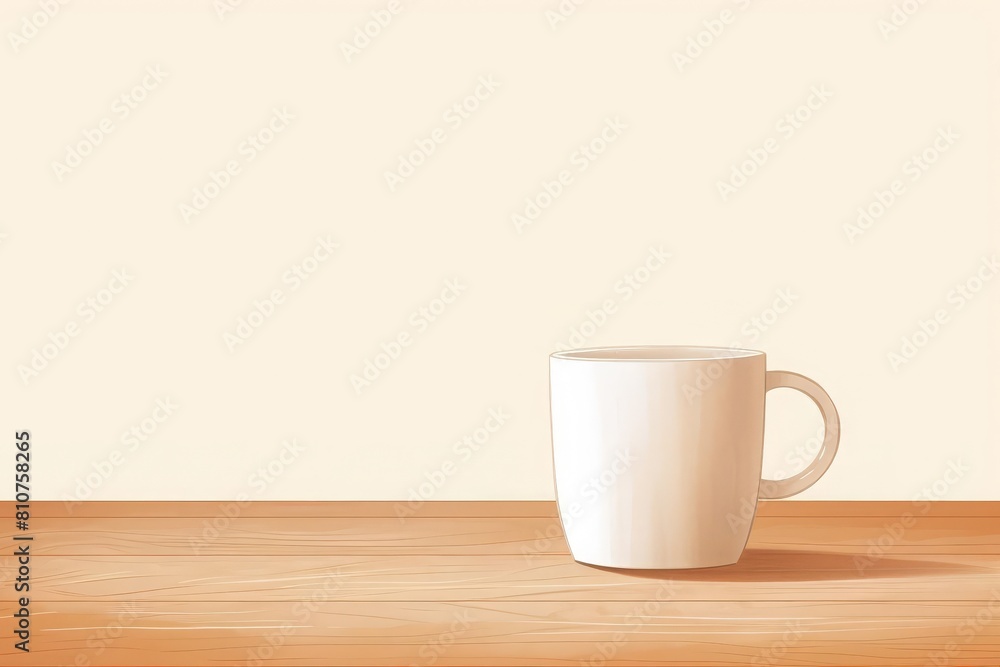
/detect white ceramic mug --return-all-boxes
[549,345,839,569]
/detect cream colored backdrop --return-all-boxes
[2,0,997,501]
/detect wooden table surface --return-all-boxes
[1,501,998,666]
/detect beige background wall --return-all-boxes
[2,0,997,501]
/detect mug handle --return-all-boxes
[758,370,840,499]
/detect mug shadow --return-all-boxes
[582,548,986,582]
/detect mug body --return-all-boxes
[549,345,766,569]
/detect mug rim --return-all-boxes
[550,345,764,362]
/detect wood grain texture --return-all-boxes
[1,501,998,666]
[1,516,996,556]
[3,499,997,518]
[12,553,1000,602]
